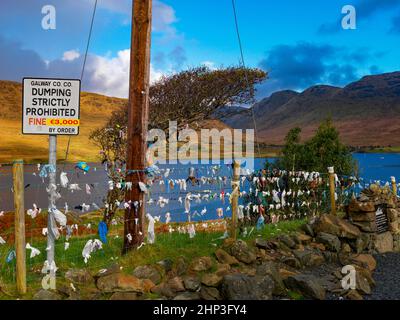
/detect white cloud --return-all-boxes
[84,49,165,98]
[201,61,217,70]
[62,49,80,62]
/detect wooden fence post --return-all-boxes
[231,161,241,240]
[13,159,26,295]
[328,166,336,216]
[391,176,397,196]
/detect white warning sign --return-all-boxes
[22,78,81,135]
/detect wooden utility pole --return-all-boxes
[230,161,240,240]
[328,166,336,215]
[13,159,26,295]
[123,0,152,254]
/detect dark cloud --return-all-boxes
[318,0,400,34]
[168,46,187,70]
[0,36,48,81]
[257,42,374,98]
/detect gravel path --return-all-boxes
[366,253,400,300]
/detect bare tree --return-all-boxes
[90,66,267,225]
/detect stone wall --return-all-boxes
[344,183,400,254]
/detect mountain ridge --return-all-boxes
[212,71,400,146]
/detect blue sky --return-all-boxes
[1,0,400,98]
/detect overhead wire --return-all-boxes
[231,0,262,157]
[63,0,98,168]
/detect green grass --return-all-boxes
[0,218,306,299]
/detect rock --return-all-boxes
[293,249,324,268]
[284,274,326,300]
[374,231,393,253]
[202,273,223,287]
[222,237,236,248]
[313,214,361,240]
[190,256,213,272]
[215,249,239,265]
[279,269,299,280]
[110,292,140,300]
[389,221,399,233]
[200,286,221,300]
[151,283,176,299]
[301,224,315,237]
[386,208,399,222]
[350,233,373,254]
[94,264,121,279]
[166,277,185,292]
[183,276,201,292]
[293,233,312,245]
[354,265,375,287]
[33,289,62,300]
[345,290,363,300]
[142,279,156,292]
[279,234,297,249]
[215,263,231,277]
[341,243,352,254]
[220,274,274,300]
[349,200,375,213]
[322,251,339,264]
[157,259,173,273]
[352,221,377,233]
[174,292,201,300]
[349,211,376,222]
[239,264,257,276]
[174,257,188,276]
[310,242,326,251]
[256,261,285,295]
[351,254,376,272]
[254,238,270,250]
[356,271,371,295]
[65,268,93,285]
[133,265,162,284]
[393,234,400,252]
[282,256,302,269]
[315,232,341,252]
[230,240,256,264]
[96,273,144,293]
[56,284,79,300]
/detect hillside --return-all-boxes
[212,72,400,147]
[0,81,126,163]
[0,81,233,163]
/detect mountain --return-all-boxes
[212,72,400,146]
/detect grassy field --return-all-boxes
[0,210,305,299]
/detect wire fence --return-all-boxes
[1,161,399,293]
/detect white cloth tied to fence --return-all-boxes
[146,213,155,244]
[0,236,6,245]
[26,243,41,258]
[82,239,103,264]
[60,172,69,188]
[188,224,196,239]
[184,194,191,213]
[41,260,58,274]
[27,203,41,219]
